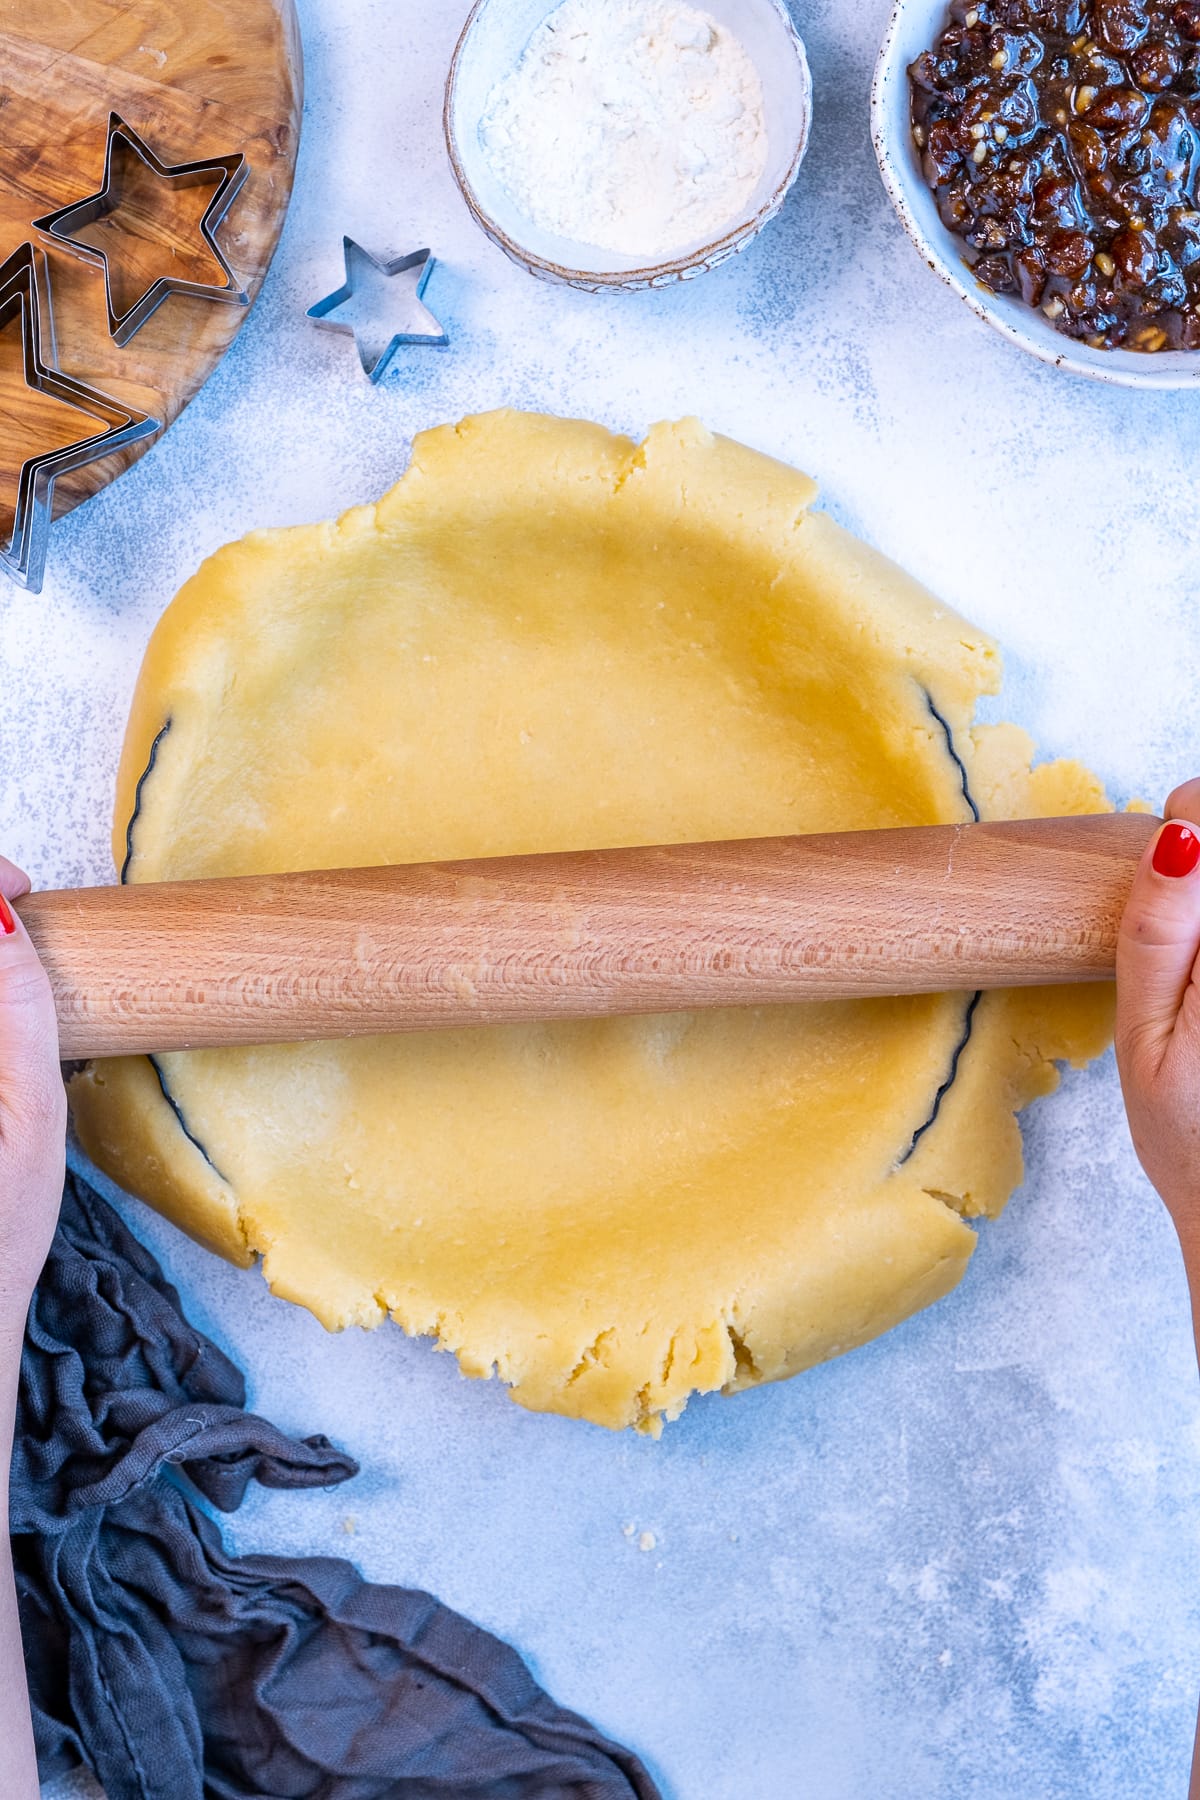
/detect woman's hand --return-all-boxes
[0,856,65,1331]
[0,856,65,1797]
[1116,783,1200,1257]
[1115,784,1200,1794]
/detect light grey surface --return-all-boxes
[8,0,1200,1795]
[42,1774,104,1800]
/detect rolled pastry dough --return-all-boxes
[70,412,1113,1433]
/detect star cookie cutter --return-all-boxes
[33,112,249,348]
[307,240,448,383]
[0,242,159,593]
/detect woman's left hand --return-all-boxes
[0,856,65,1334]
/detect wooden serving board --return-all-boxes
[0,0,302,536]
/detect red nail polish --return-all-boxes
[0,894,14,935]
[1153,821,1200,878]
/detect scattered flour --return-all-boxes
[479,0,768,259]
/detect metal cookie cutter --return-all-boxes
[0,242,159,593]
[307,240,448,382]
[33,111,249,347]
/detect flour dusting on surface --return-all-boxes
[19,0,1200,1789]
[479,0,768,258]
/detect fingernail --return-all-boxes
[1153,821,1200,878]
[0,894,14,936]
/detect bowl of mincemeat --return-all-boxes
[872,0,1200,385]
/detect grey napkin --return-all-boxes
[13,1170,661,1800]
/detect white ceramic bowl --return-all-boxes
[444,0,812,291]
[871,0,1200,388]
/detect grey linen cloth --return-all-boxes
[12,1169,661,1800]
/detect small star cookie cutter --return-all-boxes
[0,242,159,593]
[307,240,448,382]
[33,111,250,348]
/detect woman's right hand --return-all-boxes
[1114,790,1200,1795]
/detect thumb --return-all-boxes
[0,856,62,1131]
[1115,818,1200,1086]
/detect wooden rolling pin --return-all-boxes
[15,811,1158,1061]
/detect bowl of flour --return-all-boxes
[444,0,812,290]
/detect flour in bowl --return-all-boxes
[478,0,768,260]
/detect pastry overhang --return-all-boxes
[70,411,1114,1433]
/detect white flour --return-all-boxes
[479,0,768,259]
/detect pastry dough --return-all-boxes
[70,412,1114,1433]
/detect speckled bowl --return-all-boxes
[871,0,1200,388]
[444,0,812,292]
